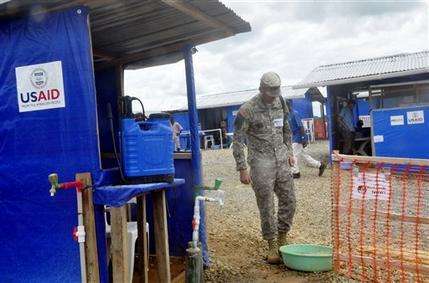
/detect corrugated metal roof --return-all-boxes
[0,0,251,69]
[163,86,322,111]
[295,51,429,88]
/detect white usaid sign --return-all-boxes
[407,110,424,125]
[390,115,404,126]
[16,61,65,112]
[352,172,389,201]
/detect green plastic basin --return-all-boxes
[279,244,333,272]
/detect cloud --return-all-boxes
[124,1,428,112]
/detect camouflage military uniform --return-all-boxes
[233,93,296,240]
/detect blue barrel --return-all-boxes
[121,116,174,182]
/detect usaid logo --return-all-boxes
[30,68,48,89]
[16,61,65,112]
[407,110,424,125]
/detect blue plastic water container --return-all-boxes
[121,115,174,182]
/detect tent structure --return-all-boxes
[295,51,429,158]
[0,1,250,282]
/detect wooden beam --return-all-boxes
[152,190,171,283]
[335,205,429,225]
[337,254,429,275]
[95,29,229,70]
[110,206,130,283]
[172,271,186,283]
[160,0,233,36]
[332,151,429,166]
[76,173,100,283]
[93,49,116,61]
[0,0,100,18]
[136,195,149,283]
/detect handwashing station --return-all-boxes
[0,1,250,282]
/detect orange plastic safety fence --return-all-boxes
[331,158,429,282]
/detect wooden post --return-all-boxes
[76,173,100,283]
[110,206,130,283]
[136,194,149,283]
[152,190,171,283]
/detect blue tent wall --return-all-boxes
[356,98,370,116]
[226,105,240,133]
[95,67,121,170]
[372,105,429,158]
[172,111,190,131]
[292,98,313,119]
[172,97,312,135]
[94,66,123,283]
[0,7,104,282]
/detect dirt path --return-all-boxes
[202,142,346,282]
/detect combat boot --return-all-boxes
[278,232,288,248]
[319,161,327,177]
[266,239,282,264]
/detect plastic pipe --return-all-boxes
[76,189,87,283]
[48,174,87,282]
[191,192,224,249]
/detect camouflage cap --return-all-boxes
[260,72,281,97]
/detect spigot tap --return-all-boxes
[48,173,85,197]
[49,173,59,197]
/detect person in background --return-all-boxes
[220,120,227,148]
[287,100,326,179]
[355,119,370,138]
[170,117,183,151]
[233,72,295,264]
[338,99,355,154]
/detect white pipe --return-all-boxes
[192,192,224,249]
[76,190,87,283]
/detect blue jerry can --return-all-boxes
[121,114,174,182]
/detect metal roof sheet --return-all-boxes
[163,86,322,111]
[0,0,251,69]
[295,51,429,88]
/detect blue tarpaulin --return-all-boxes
[0,7,105,282]
[94,179,185,207]
[372,105,429,159]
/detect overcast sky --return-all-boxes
[124,0,429,112]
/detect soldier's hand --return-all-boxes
[288,156,295,166]
[302,140,308,148]
[239,169,251,185]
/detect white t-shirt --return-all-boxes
[172,122,183,136]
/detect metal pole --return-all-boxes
[326,87,334,163]
[183,44,202,186]
[183,44,209,265]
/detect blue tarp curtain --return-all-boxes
[0,7,107,282]
[94,179,186,207]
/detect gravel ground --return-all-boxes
[202,141,347,282]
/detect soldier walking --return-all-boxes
[232,72,295,264]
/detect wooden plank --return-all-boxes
[160,0,233,36]
[136,194,149,283]
[76,173,100,283]
[94,29,229,70]
[332,151,429,166]
[335,205,429,225]
[172,271,185,283]
[93,49,116,61]
[173,152,192,160]
[152,190,171,283]
[337,254,429,275]
[359,246,429,265]
[110,206,130,283]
